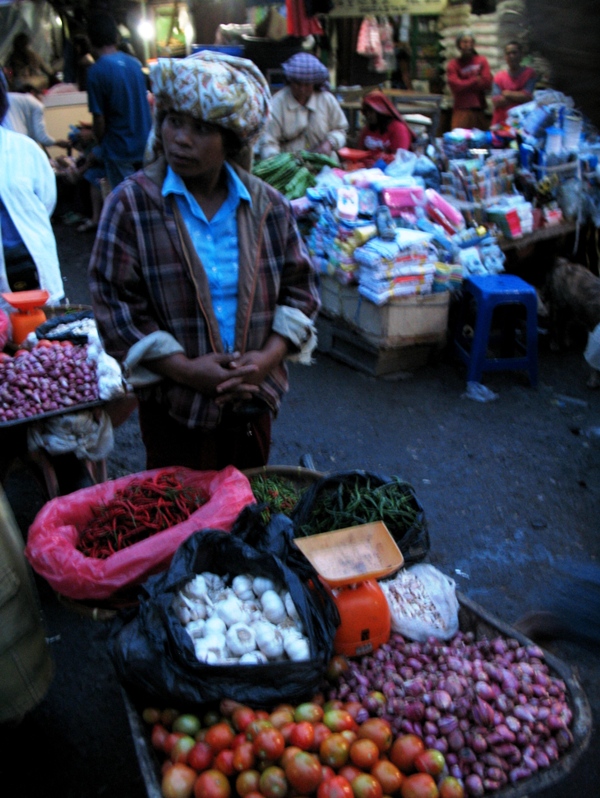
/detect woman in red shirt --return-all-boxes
[357,90,414,154]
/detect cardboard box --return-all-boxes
[319,274,343,318]
[339,287,450,348]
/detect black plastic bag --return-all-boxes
[36,310,94,344]
[108,506,339,709]
[291,470,430,566]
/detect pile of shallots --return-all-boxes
[0,342,98,423]
[326,630,574,793]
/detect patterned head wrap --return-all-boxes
[150,51,271,146]
[281,53,329,89]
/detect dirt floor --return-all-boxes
[1,219,598,798]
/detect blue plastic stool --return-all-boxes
[454,274,538,387]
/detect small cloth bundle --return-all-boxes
[380,563,459,642]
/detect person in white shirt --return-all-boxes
[0,73,65,311]
[259,53,348,160]
[3,85,70,150]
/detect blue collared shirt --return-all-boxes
[162,162,251,351]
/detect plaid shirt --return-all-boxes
[89,158,320,429]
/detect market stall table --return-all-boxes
[497,220,579,252]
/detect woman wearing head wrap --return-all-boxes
[0,70,64,312]
[89,52,320,471]
[357,90,414,154]
[446,31,492,131]
[260,52,348,160]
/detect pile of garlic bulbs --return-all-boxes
[172,572,311,665]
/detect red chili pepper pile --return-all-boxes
[77,471,207,559]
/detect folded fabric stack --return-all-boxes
[433,262,463,292]
[353,232,439,304]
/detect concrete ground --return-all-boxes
[1,220,598,798]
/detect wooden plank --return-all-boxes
[498,221,578,251]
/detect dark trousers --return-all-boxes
[138,400,272,472]
[3,243,40,292]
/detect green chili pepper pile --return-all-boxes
[296,476,421,539]
[249,474,306,523]
[77,471,207,559]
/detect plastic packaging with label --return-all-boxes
[336,186,359,221]
[425,189,466,231]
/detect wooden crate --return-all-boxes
[317,315,437,377]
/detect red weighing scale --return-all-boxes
[295,522,404,657]
[1,289,50,346]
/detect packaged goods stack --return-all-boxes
[441,150,519,202]
[296,158,510,374]
[353,231,438,304]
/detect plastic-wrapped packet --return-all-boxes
[86,328,126,401]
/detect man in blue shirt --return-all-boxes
[86,13,152,189]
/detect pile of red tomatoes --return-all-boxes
[144,698,464,798]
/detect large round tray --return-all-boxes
[121,592,593,798]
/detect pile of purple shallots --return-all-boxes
[326,631,574,795]
[0,342,98,423]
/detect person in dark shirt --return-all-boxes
[86,13,152,189]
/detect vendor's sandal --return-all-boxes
[62,211,84,225]
[76,219,98,233]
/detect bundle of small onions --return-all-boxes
[326,631,574,795]
[0,342,98,423]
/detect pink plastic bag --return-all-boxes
[24,465,255,601]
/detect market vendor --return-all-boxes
[446,31,492,131]
[0,71,65,310]
[259,52,349,160]
[89,51,320,472]
[357,90,415,154]
[491,41,537,128]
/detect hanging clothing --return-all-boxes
[357,16,383,67]
[286,0,323,37]
[378,18,397,74]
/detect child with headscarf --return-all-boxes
[260,52,348,159]
[89,52,320,472]
[357,90,414,154]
